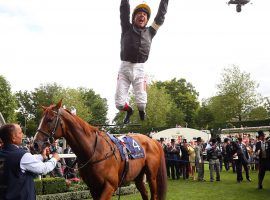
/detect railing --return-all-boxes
[58,154,76,158]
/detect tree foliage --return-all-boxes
[263,97,270,117]
[216,65,261,121]
[155,78,199,127]
[0,75,17,122]
[248,106,268,120]
[79,88,108,125]
[15,83,108,136]
[144,84,184,128]
[195,103,215,130]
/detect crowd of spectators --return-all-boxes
[158,131,270,187]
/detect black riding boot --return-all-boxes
[123,107,133,124]
[139,110,146,121]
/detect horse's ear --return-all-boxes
[41,106,47,111]
[56,99,63,109]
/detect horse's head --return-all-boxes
[33,100,64,153]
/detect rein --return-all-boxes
[75,132,117,169]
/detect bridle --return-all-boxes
[34,107,117,168]
[35,108,63,150]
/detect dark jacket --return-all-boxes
[239,143,249,161]
[207,146,221,160]
[255,140,270,160]
[120,0,169,63]
[167,144,181,160]
[180,145,189,161]
[0,144,36,200]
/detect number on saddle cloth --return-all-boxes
[119,136,145,159]
[106,133,145,160]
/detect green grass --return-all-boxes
[112,170,270,200]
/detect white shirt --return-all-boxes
[205,143,212,150]
[20,152,57,175]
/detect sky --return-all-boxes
[0,0,270,121]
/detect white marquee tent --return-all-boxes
[152,128,211,143]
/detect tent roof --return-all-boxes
[152,127,210,142]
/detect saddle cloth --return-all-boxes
[107,133,145,160]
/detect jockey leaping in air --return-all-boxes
[115,0,169,124]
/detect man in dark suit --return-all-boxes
[167,139,181,179]
[255,130,270,189]
[0,123,59,200]
[222,138,231,171]
[236,137,251,182]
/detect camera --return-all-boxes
[49,146,57,153]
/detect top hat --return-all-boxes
[224,138,229,143]
[257,130,265,138]
[211,138,217,144]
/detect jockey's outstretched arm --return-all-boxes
[151,0,169,32]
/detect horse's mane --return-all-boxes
[63,108,99,136]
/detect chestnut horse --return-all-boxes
[33,100,167,200]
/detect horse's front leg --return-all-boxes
[99,182,115,200]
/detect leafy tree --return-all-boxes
[53,87,92,122]
[217,65,261,121]
[16,83,63,136]
[263,97,270,117]
[207,95,237,124]
[156,78,199,127]
[248,106,268,120]
[16,83,109,136]
[16,90,36,135]
[79,88,108,125]
[195,103,215,130]
[32,83,63,123]
[144,84,184,128]
[16,91,35,117]
[0,75,17,122]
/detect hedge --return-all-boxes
[36,184,138,200]
[34,179,43,195]
[37,190,91,200]
[42,177,67,194]
[34,177,67,195]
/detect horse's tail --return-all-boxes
[157,144,167,200]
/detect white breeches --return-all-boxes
[115,61,147,111]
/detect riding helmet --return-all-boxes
[132,3,151,22]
